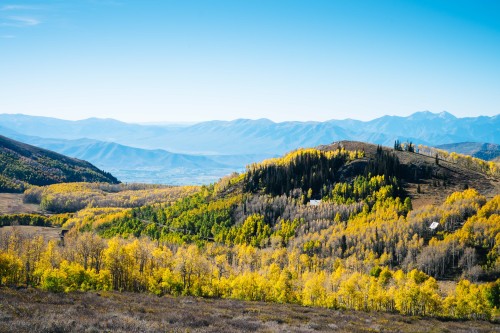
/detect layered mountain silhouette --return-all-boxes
[0,111,498,184]
[1,112,498,156]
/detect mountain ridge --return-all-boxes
[1,112,497,156]
[0,135,119,192]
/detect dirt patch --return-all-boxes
[0,226,61,242]
[0,193,41,215]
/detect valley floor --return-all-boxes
[0,288,498,333]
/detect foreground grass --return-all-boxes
[0,288,498,333]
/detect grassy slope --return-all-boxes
[0,288,497,333]
[0,226,61,242]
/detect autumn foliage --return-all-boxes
[1,146,499,321]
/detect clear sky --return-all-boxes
[1,0,499,123]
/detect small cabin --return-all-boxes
[309,200,322,206]
[429,221,440,230]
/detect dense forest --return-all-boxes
[1,190,499,320]
[244,148,361,197]
[1,144,499,321]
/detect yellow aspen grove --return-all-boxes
[1,163,499,321]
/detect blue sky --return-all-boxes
[1,0,499,123]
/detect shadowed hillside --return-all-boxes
[0,135,119,192]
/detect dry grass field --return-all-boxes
[0,226,62,242]
[0,288,498,333]
[0,193,40,215]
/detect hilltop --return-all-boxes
[0,135,119,192]
[320,141,500,208]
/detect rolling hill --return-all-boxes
[320,141,500,208]
[13,136,231,169]
[0,135,119,192]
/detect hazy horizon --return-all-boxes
[2,110,497,126]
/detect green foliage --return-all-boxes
[394,140,403,151]
[370,266,382,277]
[0,174,26,193]
[327,174,402,205]
[95,188,241,243]
[484,280,500,309]
[0,214,51,227]
[274,219,301,246]
[365,146,402,182]
[230,214,271,247]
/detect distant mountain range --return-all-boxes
[1,132,269,185]
[0,111,498,155]
[0,111,498,184]
[0,135,118,192]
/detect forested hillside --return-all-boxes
[0,135,118,192]
[1,141,499,322]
